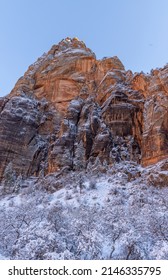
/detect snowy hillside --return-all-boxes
[0,161,168,260]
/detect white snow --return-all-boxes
[54,48,91,57]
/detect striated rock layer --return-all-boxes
[1,37,168,180]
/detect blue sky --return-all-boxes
[0,0,168,97]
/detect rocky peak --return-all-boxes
[50,37,95,55]
[1,39,168,181]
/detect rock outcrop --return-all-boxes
[1,37,168,181]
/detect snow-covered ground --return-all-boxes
[0,161,168,260]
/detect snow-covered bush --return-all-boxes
[89,178,97,189]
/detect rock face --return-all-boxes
[1,37,168,180]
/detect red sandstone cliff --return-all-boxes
[1,37,168,180]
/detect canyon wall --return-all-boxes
[1,38,168,180]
